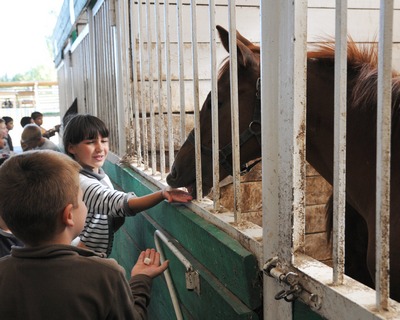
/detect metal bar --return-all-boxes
[291,0,307,257]
[176,0,186,145]
[333,0,347,285]
[208,0,220,210]
[376,0,394,311]
[154,0,166,178]
[261,1,291,318]
[164,0,175,173]
[138,0,149,169]
[145,0,157,175]
[228,1,241,222]
[113,0,127,156]
[190,0,203,200]
[154,230,186,320]
[130,1,142,165]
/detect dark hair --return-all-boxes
[63,114,109,158]
[2,116,13,124]
[31,111,43,120]
[20,116,32,127]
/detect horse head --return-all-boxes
[166,26,261,198]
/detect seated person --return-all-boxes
[20,124,61,152]
[0,150,169,319]
[31,111,60,139]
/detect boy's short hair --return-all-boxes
[2,116,13,125]
[0,151,81,245]
[31,111,43,120]
[63,114,109,158]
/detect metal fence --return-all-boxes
[55,0,400,318]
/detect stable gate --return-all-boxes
[53,0,400,319]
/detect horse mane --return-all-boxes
[308,39,400,117]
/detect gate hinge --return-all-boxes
[263,256,322,309]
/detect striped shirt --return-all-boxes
[79,168,136,255]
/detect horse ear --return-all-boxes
[216,25,230,52]
[216,25,256,68]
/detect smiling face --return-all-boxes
[67,134,109,173]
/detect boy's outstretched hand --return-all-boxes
[131,248,169,278]
[162,189,193,203]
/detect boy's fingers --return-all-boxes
[159,260,169,272]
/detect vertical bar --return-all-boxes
[262,1,291,318]
[130,1,143,165]
[176,0,186,145]
[376,0,393,311]
[333,0,347,285]
[88,8,98,115]
[228,1,241,222]
[145,0,157,175]
[154,0,166,179]
[190,0,203,200]
[164,0,175,172]
[138,0,149,169]
[208,0,220,210]
[112,0,127,156]
[290,0,307,257]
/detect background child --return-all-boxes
[63,114,192,255]
[20,116,33,128]
[20,124,61,152]
[0,119,10,165]
[0,150,169,319]
[0,216,23,258]
[2,116,14,151]
[31,111,60,139]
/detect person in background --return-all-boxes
[2,116,14,151]
[63,114,193,255]
[20,124,61,152]
[0,119,11,165]
[0,215,23,258]
[31,111,60,139]
[0,150,169,319]
[20,116,33,128]
[31,111,47,135]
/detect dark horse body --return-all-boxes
[166,26,400,301]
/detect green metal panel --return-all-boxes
[106,161,261,319]
[293,301,324,320]
[105,161,323,319]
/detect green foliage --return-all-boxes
[0,64,57,82]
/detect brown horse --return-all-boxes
[166,25,400,301]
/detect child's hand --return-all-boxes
[131,248,169,278]
[162,189,193,203]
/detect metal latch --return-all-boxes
[185,269,200,294]
[263,256,322,309]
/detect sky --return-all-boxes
[0,0,64,78]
